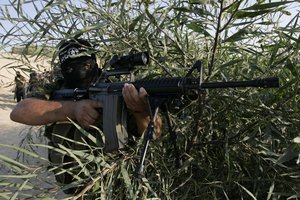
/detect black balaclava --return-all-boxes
[58,38,98,88]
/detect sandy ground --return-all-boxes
[0,54,67,198]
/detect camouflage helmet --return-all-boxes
[58,38,96,67]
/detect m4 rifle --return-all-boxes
[52,52,279,176]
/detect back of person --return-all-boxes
[27,72,37,91]
[14,71,26,102]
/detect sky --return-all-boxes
[0,0,299,41]
[0,1,41,37]
[1,0,299,25]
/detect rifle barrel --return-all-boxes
[201,77,279,89]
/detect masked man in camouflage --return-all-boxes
[10,38,162,193]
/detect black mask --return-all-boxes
[61,57,97,88]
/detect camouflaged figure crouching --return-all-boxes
[45,39,102,193]
[36,38,140,194]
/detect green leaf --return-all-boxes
[0,174,37,179]
[219,59,243,68]
[189,0,211,4]
[173,6,212,16]
[57,144,86,174]
[285,58,298,77]
[0,182,33,190]
[235,10,273,19]
[10,179,30,200]
[223,28,250,43]
[266,181,275,200]
[173,7,191,12]
[0,193,11,199]
[68,118,103,146]
[235,182,257,200]
[73,22,107,36]
[120,162,133,197]
[0,155,30,170]
[268,45,279,66]
[243,2,294,11]
[186,21,211,36]
[145,8,157,26]
[129,14,144,32]
[276,145,299,165]
[0,144,48,162]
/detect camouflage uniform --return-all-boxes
[32,79,138,194]
[14,72,26,102]
[35,38,139,194]
[30,80,89,188]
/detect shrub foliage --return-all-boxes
[0,0,300,199]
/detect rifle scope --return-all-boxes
[110,52,149,70]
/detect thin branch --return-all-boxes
[207,0,224,79]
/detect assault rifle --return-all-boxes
[52,52,279,176]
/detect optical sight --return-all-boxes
[110,52,149,70]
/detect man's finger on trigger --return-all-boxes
[126,84,139,102]
[122,83,128,94]
[128,84,139,96]
[139,87,148,97]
